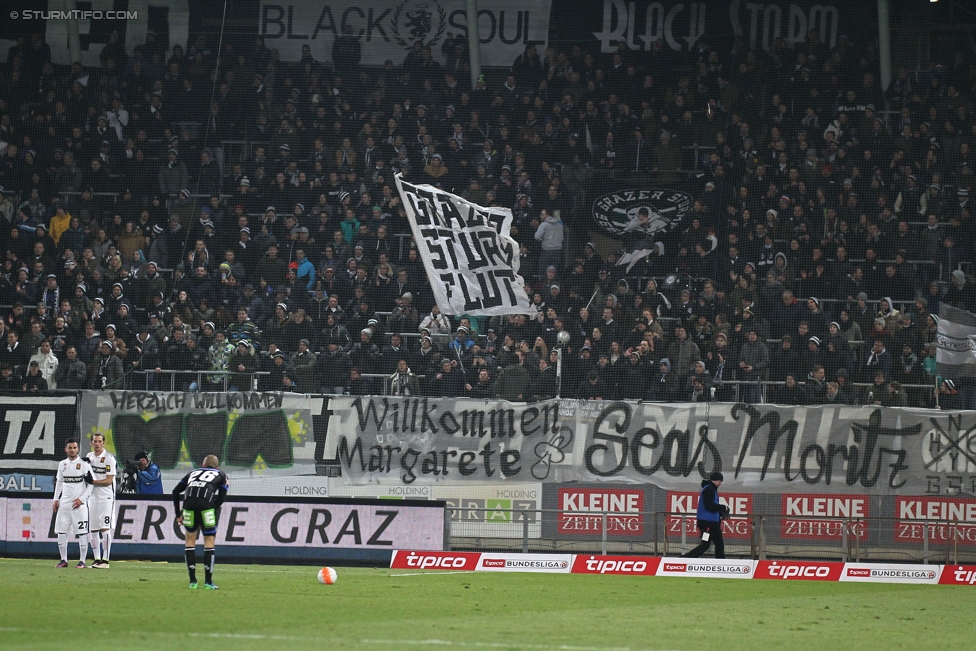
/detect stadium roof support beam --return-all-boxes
[467,0,483,89]
[879,0,892,92]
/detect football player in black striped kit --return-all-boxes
[172,455,228,589]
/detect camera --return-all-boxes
[120,460,140,494]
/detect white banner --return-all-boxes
[326,396,976,495]
[7,496,443,550]
[259,0,551,67]
[395,174,535,317]
[78,391,324,482]
[937,305,976,375]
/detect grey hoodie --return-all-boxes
[535,213,564,251]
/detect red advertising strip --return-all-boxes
[388,551,976,584]
[781,494,869,540]
[557,488,644,537]
[754,560,845,581]
[895,497,976,546]
[939,566,976,585]
[666,491,752,540]
[390,550,481,571]
[571,555,660,576]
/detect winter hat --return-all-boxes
[809,336,821,346]
[660,358,671,372]
[952,269,966,288]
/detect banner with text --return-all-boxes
[78,391,325,482]
[937,304,976,379]
[260,0,551,67]
[395,175,534,317]
[325,398,976,497]
[550,0,875,55]
[0,396,78,480]
[3,495,443,556]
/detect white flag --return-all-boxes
[395,174,535,317]
[937,305,976,378]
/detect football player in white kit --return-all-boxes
[85,433,116,568]
[53,439,94,568]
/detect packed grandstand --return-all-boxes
[0,2,973,411]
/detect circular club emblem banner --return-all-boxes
[592,189,693,237]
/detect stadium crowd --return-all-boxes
[0,25,974,408]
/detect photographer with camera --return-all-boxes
[681,471,731,559]
[131,451,163,494]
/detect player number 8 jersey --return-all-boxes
[86,450,117,500]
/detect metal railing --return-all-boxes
[444,508,976,564]
[128,369,269,391]
[125,368,425,395]
[5,365,938,406]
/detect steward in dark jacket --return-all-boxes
[681,471,730,559]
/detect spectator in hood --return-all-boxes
[649,358,678,402]
[877,296,904,334]
[534,209,564,277]
[944,270,976,313]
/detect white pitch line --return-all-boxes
[358,641,641,651]
[0,627,676,650]
[388,571,470,576]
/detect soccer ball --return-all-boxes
[317,567,338,585]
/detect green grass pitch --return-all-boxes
[1,558,974,650]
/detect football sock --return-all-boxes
[103,531,112,561]
[185,548,197,583]
[204,548,215,584]
[90,533,102,561]
[78,535,89,563]
[57,534,68,561]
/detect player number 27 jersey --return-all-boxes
[55,458,94,504]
